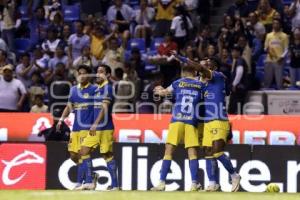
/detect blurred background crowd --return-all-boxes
[0,0,299,114]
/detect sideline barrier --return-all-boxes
[0,142,299,192]
[0,113,300,145]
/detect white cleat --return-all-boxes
[81,183,96,190]
[205,184,220,192]
[190,182,202,191]
[150,181,166,191]
[73,183,84,190]
[231,174,241,192]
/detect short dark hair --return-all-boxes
[75,20,85,26]
[232,44,243,54]
[55,62,66,69]
[182,65,196,74]
[131,47,140,54]
[35,6,45,13]
[77,65,92,73]
[209,57,221,69]
[21,52,30,58]
[47,27,58,34]
[35,94,44,101]
[115,67,124,79]
[110,37,119,43]
[99,64,112,75]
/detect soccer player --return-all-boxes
[56,65,97,190]
[80,64,119,190]
[173,54,241,192]
[192,58,241,192]
[151,65,204,191]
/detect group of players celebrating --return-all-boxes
[56,53,241,192]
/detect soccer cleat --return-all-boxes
[79,183,96,190]
[150,181,166,191]
[190,182,202,191]
[106,186,120,191]
[205,184,220,192]
[73,183,84,190]
[231,174,241,192]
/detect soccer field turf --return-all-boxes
[0,191,299,200]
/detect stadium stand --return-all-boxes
[0,0,299,114]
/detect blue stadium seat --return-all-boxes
[127,38,146,51]
[141,52,148,61]
[124,50,148,62]
[129,0,140,8]
[150,37,164,52]
[63,4,80,22]
[19,6,29,21]
[256,54,266,70]
[15,38,31,55]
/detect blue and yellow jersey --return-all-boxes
[169,77,205,126]
[201,71,228,122]
[94,81,114,131]
[68,83,97,131]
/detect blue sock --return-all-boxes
[107,159,118,188]
[212,158,219,184]
[82,157,93,183]
[76,162,84,184]
[189,159,199,183]
[216,153,235,175]
[206,158,215,182]
[160,159,171,181]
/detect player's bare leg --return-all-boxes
[151,143,175,191]
[212,140,241,192]
[204,147,220,192]
[102,152,119,191]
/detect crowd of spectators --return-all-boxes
[0,0,299,114]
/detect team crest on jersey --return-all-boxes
[211,129,218,135]
[204,91,208,97]
[176,113,183,119]
[83,93,89,98]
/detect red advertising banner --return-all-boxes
[0,113,300,145]
[0,143,46,189]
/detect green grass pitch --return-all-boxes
[0,191,299,200]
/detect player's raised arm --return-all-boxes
[171,52,212,79]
